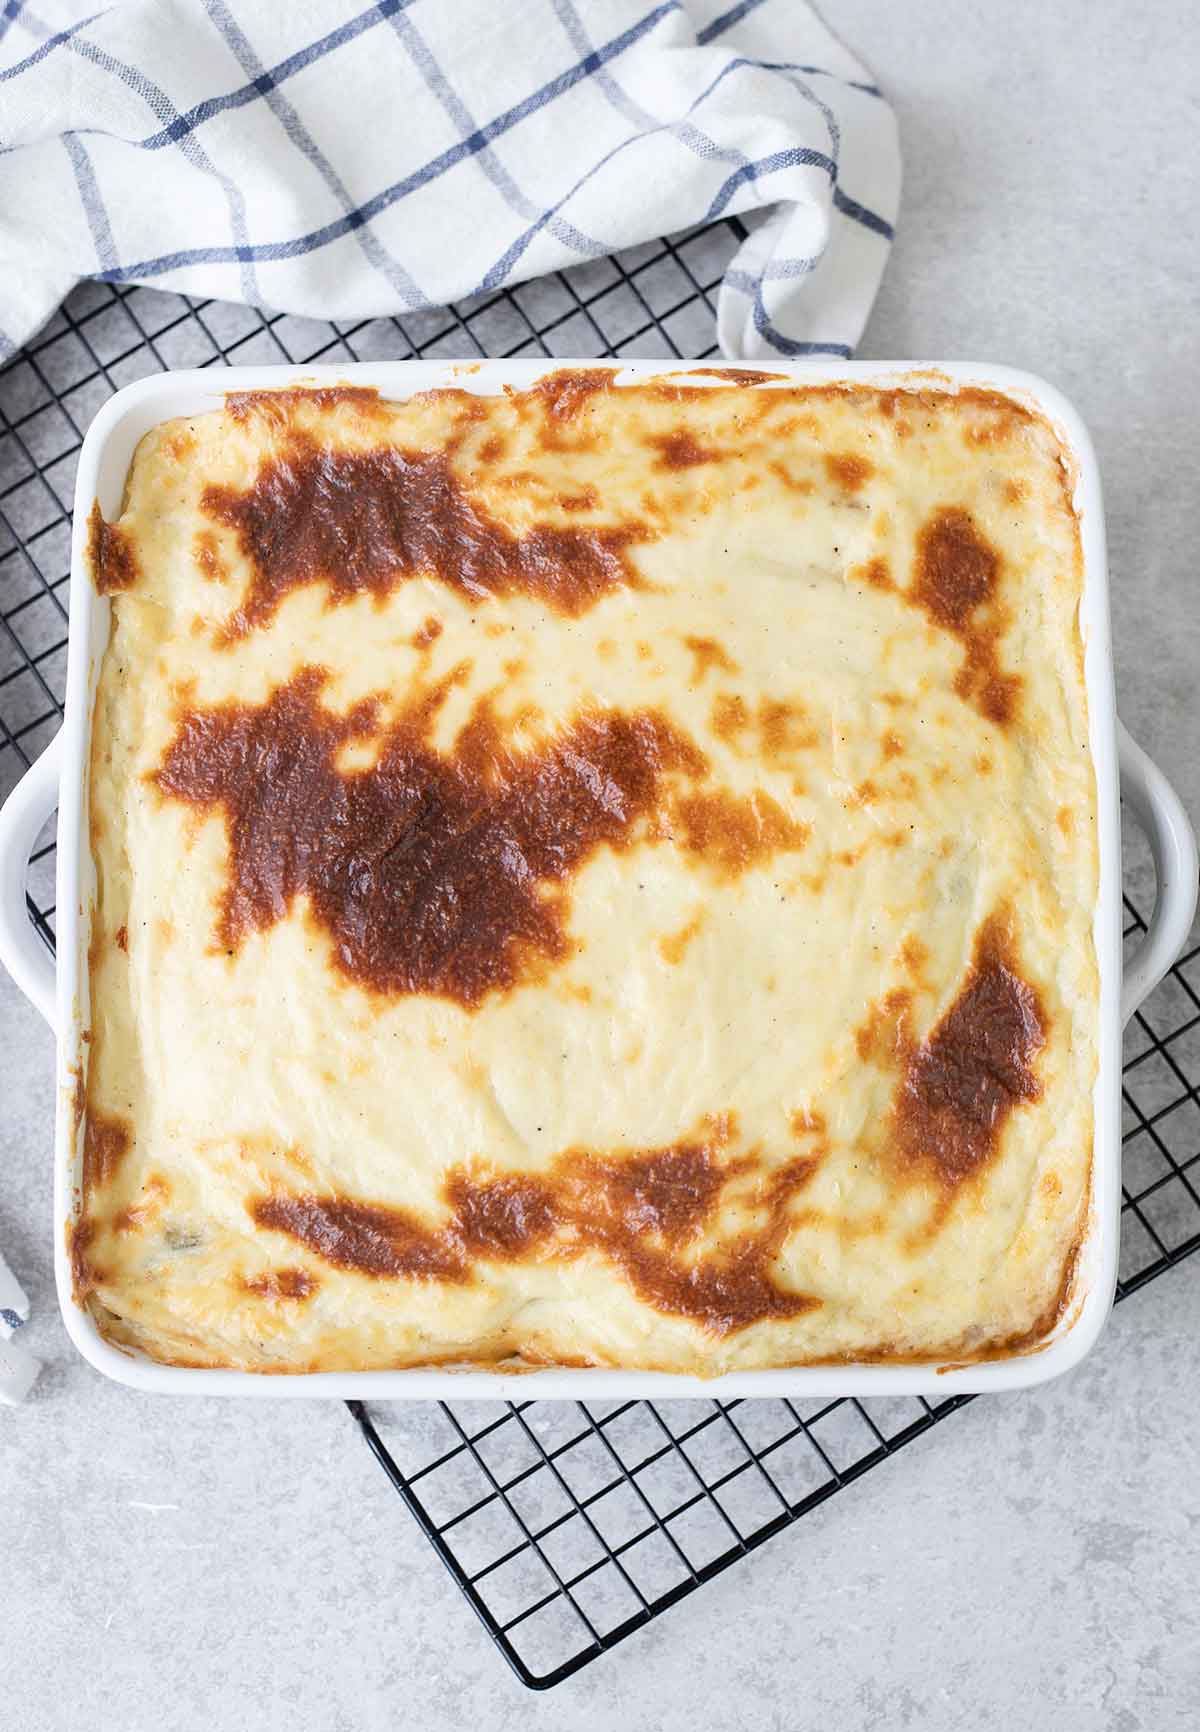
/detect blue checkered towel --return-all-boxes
[0,0,899,363]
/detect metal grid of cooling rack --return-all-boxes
[2,222,1198,1691]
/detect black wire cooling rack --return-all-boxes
[2,218,1198,1691]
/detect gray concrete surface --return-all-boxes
[2,2,1198,1726]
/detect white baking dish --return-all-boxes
[0,359,1195,1400]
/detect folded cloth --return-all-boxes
[0,0,899,362]
[0,1249,39,1404]
[0,1334,42,1405]
[0,1246,30,1336]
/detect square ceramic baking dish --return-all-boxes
[0,359,1195,1399]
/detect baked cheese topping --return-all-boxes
[78,371,1097,1373]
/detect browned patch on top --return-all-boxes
[83,1109,131,1195]
[87,914,103,984]
[825,452,874,492]
[680,367,789,386]
[913,507,997,626]
[855,988,915,1065]
[559,486,599,512]
[859,557,892,591]
[881,732,904,760]
[164,428,196,462]
[790,1107,826,1138]
[155,669,699,1006]
[253,1194,465,1282]
[479,433,507,464]
[578,1136,739,1243]
[113,1173,169,1235]
[711,692,817,767]
[252,1114,821,1336]
[203,438,649,636]
[516,380,1042,452]
[87,501,139,594]
[1056,806,1075,837]
[900,935,930,977]
[532,367,620,423]
[683,635,737,683]
[224,384,388,426]
[896,922,1045,1182]
[154,668,801,1006]
[194,529,226,583]
[858,916,1046,1187]
[68,1219,100,1297]
[854,384,1042,442]
[757,699,816,764]
[115,923,128,953]
[71,1070,85,1141]
[446,1168,558,1260]
[671,788,809,879]
[964,412,1016,448]
[658,908,705,965]
[243,1267,318,1302]
[911,507,1019,725]
[767,459,813,496]
[411,616,443,650]
[712,692,750,742]
[649,429,724,470]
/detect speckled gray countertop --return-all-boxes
[2,3,1199,1726]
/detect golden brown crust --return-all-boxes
[201,444,649,638]
[152,670,814,1008]
[87,500,139,593]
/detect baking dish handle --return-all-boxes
[1119,720,1198,1026]
[0,731,60,1030]
[0,721,1194,1033]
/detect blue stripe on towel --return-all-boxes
[94,0,677,281]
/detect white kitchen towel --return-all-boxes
[0,1332,41,1404]
[0,1247,30,1337]
[0,1249,39,1404]
[0,0,900,362]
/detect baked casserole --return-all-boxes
[77,369,1097,1374]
